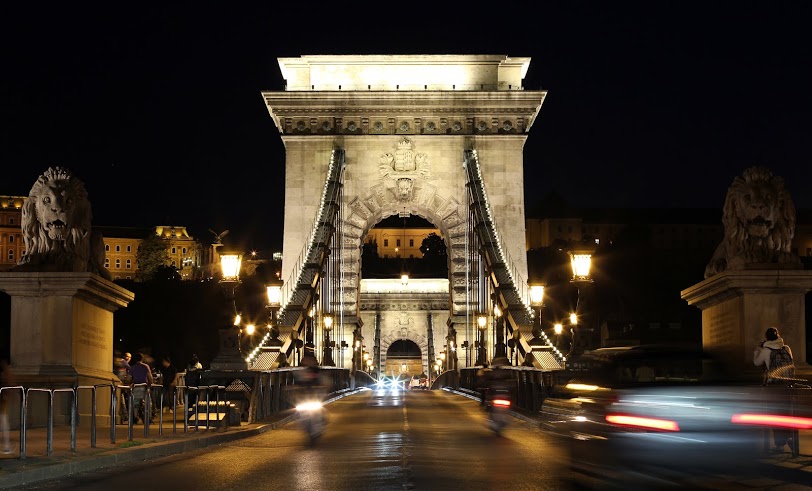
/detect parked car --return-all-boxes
[539,345,812,489]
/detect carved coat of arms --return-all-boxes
[379,138,430,201]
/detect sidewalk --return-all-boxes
[0,409,297,490]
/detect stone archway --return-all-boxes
[384,339,423,378]
[264,55,546,369]
[379,319,430,377]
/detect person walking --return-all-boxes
[753,326,795,453]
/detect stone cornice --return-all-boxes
[262,90,546,135]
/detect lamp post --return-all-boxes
[529,284,545,339]
[569,245,594,356]
[554,322,563,350]
[322,312,335,366]
[265,280,285,366]
[302,305,317,366]
[210,248,247,370]
[475,313,488,366]
[523,283,545,366]
[493,304,507,361]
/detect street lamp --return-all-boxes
[493,304,507,360]
[475,313,488,366]
[322,312,335,366]
[210,248,246,370]
[569,245,594,356]
[553,322,563,351]
[262,279,286,367]
[529,284,545,339]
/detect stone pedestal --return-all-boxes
[0,272,134,425]
[210,327,248,370]
[681,270,812,375]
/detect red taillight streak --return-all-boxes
[605,414,680,432]
[731,414,812,429]
[492,399,511,408]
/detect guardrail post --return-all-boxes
[19,387,27,459]
[90,386,97,448]
[110,383,117,444]
[47,390,54,456]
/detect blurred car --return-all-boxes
[409,375,428,390]
[540,345,812,489]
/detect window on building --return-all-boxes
[105,258,110,268]
[409,239,414,247]
[409,254,414,259]
[172,247,177,254]
[105,244,110,251]
[115,259,121,268]
[115,275,121,280]
[8,236,13,243]
[126,276,132,280]
[182,247,187,254]
[126,259,131,269]
[115,245,121,252]
[171,260,176,267]
[126,245,131,252]
[9,217,14,225]
[396,239,401,247]
[7,250,13,261]
[384,239,389,247]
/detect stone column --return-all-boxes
[0,272,134,425]
[681,270,812,376]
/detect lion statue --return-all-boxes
[704,166,801,278]
[12,167,111,280]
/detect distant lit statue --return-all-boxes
[704,166,801,278]
[12,167,110,280]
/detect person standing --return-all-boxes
[129,352,154,424]
[186,354,202,407]
[753,326,795,453]
[114,351,132,424]
[159,356,179,412]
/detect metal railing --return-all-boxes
[1,382,226,459]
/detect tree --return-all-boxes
[135,233,170,282]
[420,233,447,258]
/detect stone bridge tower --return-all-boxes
[262,55,546,368]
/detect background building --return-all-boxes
[0,196,25,272]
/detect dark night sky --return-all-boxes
[3,2,811,251]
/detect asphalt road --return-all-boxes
[15,388,569,491]
[12,388,812,491]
